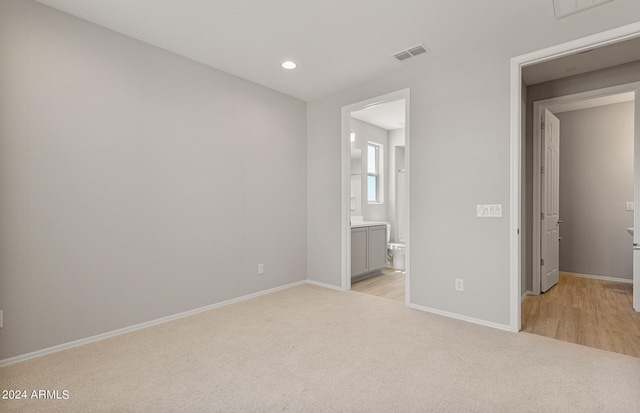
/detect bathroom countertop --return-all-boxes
[351,221,389,228]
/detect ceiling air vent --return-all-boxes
[553,0,614,19]
[393,44,429,61]
[408,45,427,56]
[393,51,413,61]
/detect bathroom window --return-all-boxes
[367,142,383,203]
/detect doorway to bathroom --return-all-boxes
[340,89,410,305]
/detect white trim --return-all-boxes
[536,85,640,109]
[306,279,345,291]
[341,104,351,291]
[635,86,640,312]
[0,280,307,367]
[409,303,512,332]
[516,23,640,68]
[521,291,532,302]
[531,82,640,296]
[509,55,522,332]
[341,89,411,302]
[404,91,411,308]
[510,21,640,333]
[561,271,633,284]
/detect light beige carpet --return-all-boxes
[1,284,639,412]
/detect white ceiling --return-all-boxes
[351,99,405,131]
[33,0,637,101]
[31,0,553,101]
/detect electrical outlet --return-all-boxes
[455,279,464,292]
[258,264,264,275]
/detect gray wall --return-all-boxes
[307,7,640,327]
[308,49,514,325]
[0,0,307,361]
[557,102,634,279]
[350,119,388,222]
[524,61,640,292]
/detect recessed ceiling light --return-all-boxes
[282,61,297,70]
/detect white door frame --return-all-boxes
[509,21,640,332]
[532,83,640,295]
[341,88,411,306]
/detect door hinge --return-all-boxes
[541,166,545,174]
[541,121,545,130]
[540,258,545,266]
[541,212,544,220]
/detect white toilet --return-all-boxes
[388,243,405,270]
[386,224,405,271]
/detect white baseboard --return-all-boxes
[306,279,344,291]
[0,280,307,367]
[561,271,633,284]
[408,303,512,332]
[521,291,532,302]
[310,281,514,333]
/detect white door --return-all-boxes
[541,109,560,293]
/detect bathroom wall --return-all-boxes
[350,118,389,222]
[557,101,634,280]
[387,129,406,242]
[0,0,307,361]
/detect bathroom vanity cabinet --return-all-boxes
[351,224,387,278]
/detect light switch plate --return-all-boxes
[477,204,502,218]
[627,201,634,211]
[455,279,464,292]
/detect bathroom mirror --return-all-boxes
[350,148,362,217]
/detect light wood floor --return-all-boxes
[522,272,640,358]
[351,267,405,302]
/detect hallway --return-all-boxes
[522,273,640,358]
